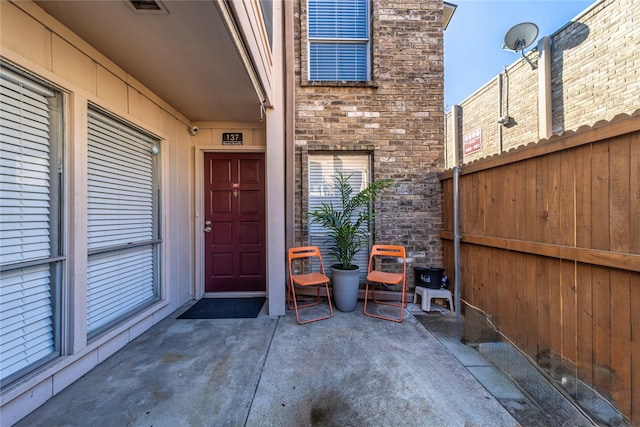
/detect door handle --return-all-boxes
[204,226,211,233]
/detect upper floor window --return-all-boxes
[260,0,273,49]
[307,0,370,82]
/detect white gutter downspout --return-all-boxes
[538,36,552,139]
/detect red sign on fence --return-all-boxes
[463,128,482,155]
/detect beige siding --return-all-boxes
[0,1,195,422]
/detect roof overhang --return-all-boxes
[443,2,457,31]
[34,0,265,122]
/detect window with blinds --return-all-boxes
[308,154,371,282]
[0,64,63,384]
[307,0,370,81]
[86,109,160,337]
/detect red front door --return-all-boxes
[204,153,266,292]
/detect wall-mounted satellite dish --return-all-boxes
[503,22,539,69]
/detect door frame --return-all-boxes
[194,147,267,299]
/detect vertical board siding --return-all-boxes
[610,269,631,416]
[631,134,640,256]
[440,115,640,424]
[631,272,640,423]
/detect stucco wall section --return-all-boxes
[445,0,640,166]
[192,122,267,148]
[293,0,446,275]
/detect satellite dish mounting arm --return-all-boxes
[503,22,539,70]
[517,40,538,70]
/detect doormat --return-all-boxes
[177,298,265,319]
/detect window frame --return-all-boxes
[85,107,162,339]
[0,63,64,386]
[307,153,373,282]
[305,0,373,84]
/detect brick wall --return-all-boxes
[446,0,640,166]
[293,0,447,281]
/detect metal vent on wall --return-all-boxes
[126,0,168,14]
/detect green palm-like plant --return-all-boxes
[307,171,393,270]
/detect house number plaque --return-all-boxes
[222,132,243,145]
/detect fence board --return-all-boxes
[515,253,528,349]
[547,153,562,245]
[560,260,577,369]
[559,151,575,247]
[514,162,527,240]
[504,164,516,239]
[525,158,537,241]
[525,253,538,359]
[494,248,508,333]
[487,169,500,238]
[482,170,491,237]
[481,247,493,317]
[631,134,639,255]
[463,244,476,306]
[592,265,612,398]
[503,251,518,338]
[631,273,640,423]
[591,142,610,250]
[609,136,630,253]
[442,178,453,232]
[468,173,482,235]
[537,256,551,367]
[549,258,562,370]
[610,269,631,416]
[576,263,594,386]
[575,144,592,248]
[536,156,548,244]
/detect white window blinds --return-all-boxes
[308,154,370,282]
[308,0,370,81]
[87,109,159,336]
[0,66,60,383]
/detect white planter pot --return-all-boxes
[331,266,361,312]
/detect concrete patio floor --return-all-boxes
[14,300,594,427]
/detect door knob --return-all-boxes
[203,226,211,233]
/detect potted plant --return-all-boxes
[307,171,393,312]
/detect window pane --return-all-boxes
[0,64,61,384]
[308,154,370,282]
[308,0,369,82]
[308,0,368,39]
[87,109,160,336]
[87,113,155,250]
[309,43,368,81]
[0,265,55,381]
[0,73,53,263]
[87,246,155,332]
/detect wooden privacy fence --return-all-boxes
[440,111,640,425]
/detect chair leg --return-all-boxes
[363,281,407,323]
[291,283,333,325]
[288,284,322,311]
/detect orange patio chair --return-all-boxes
[287,246,333,324]
[363,244,407,322]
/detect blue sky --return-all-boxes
[444,0,595,110]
